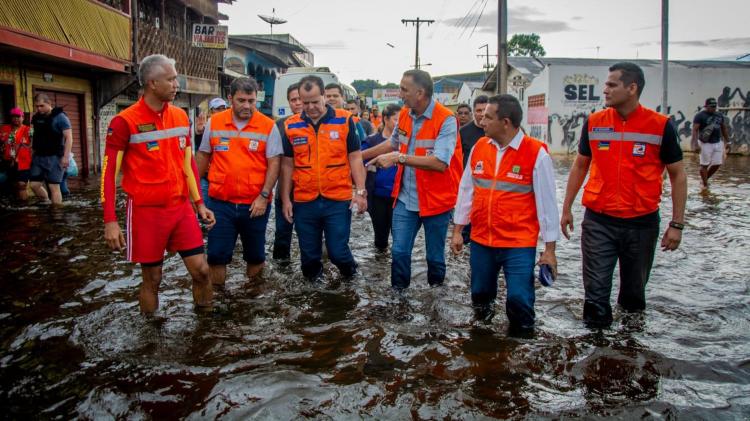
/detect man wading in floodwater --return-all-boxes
[560,62,687,329]
[101,54,215,314]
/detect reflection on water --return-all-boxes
[0,155,749,418]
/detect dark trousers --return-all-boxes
[461,224,472,244]
[273,193,294,259]
[367,195,394,250]
[581,216,659,328]
[293,197,357,280]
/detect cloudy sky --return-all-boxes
[220,0,749,85]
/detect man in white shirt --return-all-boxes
[451,94,559,333]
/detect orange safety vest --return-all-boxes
[1,124,32,170]
[470,135,545,248]
[582,105,668,218]
[284,108,353,202]
[391,101,463,217]
[207,109,275,204]
[119,97,190,207]
[370,115,382,129]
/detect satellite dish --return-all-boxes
[258,9,287,35]
[258,15,287,25]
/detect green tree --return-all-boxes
[351,79,398,97]
[508,33,546,57]
[351,79,380,97]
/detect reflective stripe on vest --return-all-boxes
[588,131,662,145]
[129,126,189,144]
[208,130,269,141]
[472,177,534,193]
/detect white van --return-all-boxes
[272,67,357,119]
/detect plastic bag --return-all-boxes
[66,154,79,177]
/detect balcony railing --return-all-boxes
[138,22,219,81]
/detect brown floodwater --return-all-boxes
[0,154,748,419]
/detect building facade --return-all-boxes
[484,58,750,154]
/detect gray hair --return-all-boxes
[138,54,176,86]
[403,69,433,98]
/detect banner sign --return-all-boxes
[192,24,228,49]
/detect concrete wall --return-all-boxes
[522,62,750,154]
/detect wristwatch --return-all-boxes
[398,153,407,165]
[260,191,270,199]
[355,189,367,197]
[668,221,684,230]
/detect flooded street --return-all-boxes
[0,154,748,419]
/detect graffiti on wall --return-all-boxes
[543,82,749,154]
[661,87,750,153]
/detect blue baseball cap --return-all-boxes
[538,263,555,287]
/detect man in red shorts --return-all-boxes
[101,54,215,314]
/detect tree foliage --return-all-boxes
[351,79,398,97]
[508,33,546,57]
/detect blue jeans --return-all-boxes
[470,242,536,329]
[293,197,356,279]
[207,199,270,265]
[391,200,452,289]
[200,177,211,207]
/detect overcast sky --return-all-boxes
[220,0,750,85]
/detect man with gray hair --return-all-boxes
[101,54,215,314]
[364,69,464,290]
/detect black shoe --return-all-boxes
[473,303,495,322]
[508,323,535,338]
[272,246,290,260]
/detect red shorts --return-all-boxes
[126,197,204,263]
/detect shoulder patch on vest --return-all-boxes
[137,123,157,133]
[473,161,484,174]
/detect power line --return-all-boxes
[401,18,435,69]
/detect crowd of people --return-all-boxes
[94,54,694,336]
[0,54,703,335]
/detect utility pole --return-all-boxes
[477,44,497,76]
[661,0,669,115]
[496,0,508,94]
[402,17,434,70]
